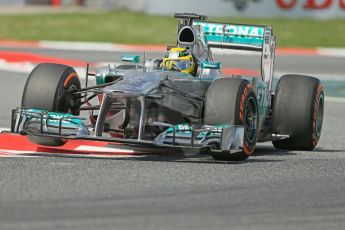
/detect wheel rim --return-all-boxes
[208,141,220,150]
[315,94,324,137]
[66,84,79,114]
[244,96,258,143]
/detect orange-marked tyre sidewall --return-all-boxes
[311,84,324,148]
[55,69,81,115]
[237,83,257,156]
[63,72,79,88]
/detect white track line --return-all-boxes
[39,41,117,52]
[0,61,122,77]
[74,145,134,154]
[0,149,39,158]
[33,152,144,159]
[0,149,34,154]
[325,96,345,103]
[318,48,345,57]
[0,128,10,133]
[0,60,36,74]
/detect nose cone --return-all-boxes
[103,70,163,95]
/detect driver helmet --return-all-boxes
[161,47,196,75]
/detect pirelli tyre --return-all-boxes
[21,63,81,115]
[204,78,258,161]
[272,75,324,150]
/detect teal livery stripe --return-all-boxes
[193,21,264,48]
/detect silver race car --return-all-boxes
[11,13,324,161]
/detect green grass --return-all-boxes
[0,10,344,48]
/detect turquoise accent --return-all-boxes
[193,21,264,48]
[200,61,221,70]
[25,109,84,127]
[122,54,140,63]
[164,123,224,139]
[96,76,105,85]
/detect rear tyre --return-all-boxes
[204,78,258,161]
[21,63,81,115]
[272,75,324,150]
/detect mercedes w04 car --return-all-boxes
[10,13,324,161]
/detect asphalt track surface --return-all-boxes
[0,48,345,230]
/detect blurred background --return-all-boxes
[0,0,344,47]
[1,0,345,18]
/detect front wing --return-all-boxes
[11,108,245,158]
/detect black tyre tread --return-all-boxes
[204,78,258,161]
[272,74,324,150]
[21,63,80,114]
[204,78,247,125]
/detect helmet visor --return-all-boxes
[168,52,179,59]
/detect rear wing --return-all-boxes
[193,21,266,52]
[196,21,275,88]
[175,13,276,89]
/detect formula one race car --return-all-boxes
[10,13,324,161]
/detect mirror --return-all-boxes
[200,61,221,69]
[122,55,140,63]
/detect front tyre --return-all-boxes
[21,63,81,115]
[204,78,258,161]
